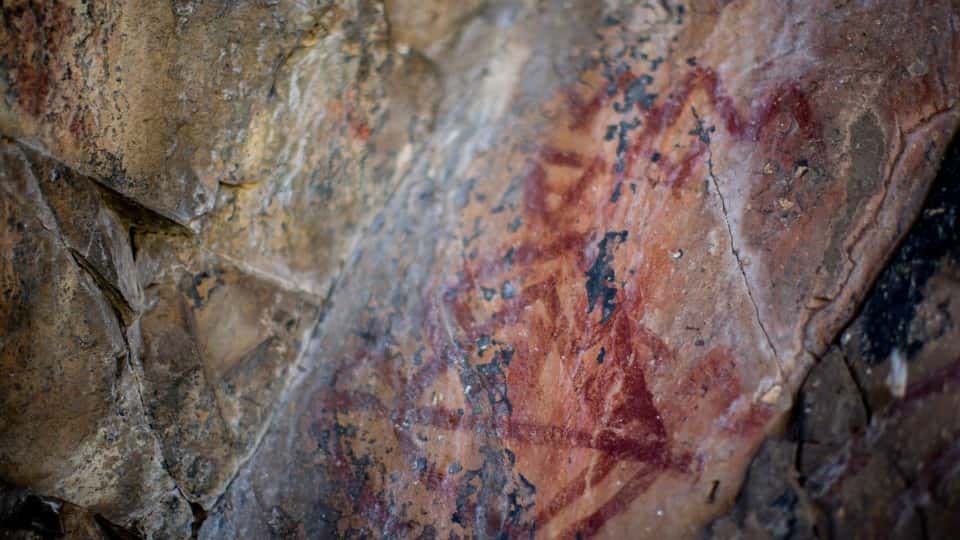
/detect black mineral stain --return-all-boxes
[858,134,960,364]
[614,74,656,113]
[605,125,618,141]
[461,347,512,419]
[481,286,497,301]
[451,343,536,536]
[614,117,641,174]
[610,181,623,203]
[585,231,628,323]
[185,269,223,308]
[690,107,715,144]
[597,346,606,364]
[476,335,492,357]
[451,446,536,536]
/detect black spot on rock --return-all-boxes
[585,231,628,323]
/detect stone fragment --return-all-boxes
[16,145,143,322]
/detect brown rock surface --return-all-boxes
[704,135,960,539]
[0,1,958,539]
[0,143,193,537]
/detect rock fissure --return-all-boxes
[694,107,784,376]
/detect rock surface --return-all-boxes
[0,0,958,538]
[704,132,960,540]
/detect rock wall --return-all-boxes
[0,1,958,538]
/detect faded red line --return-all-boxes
[541,145,587,168]
[561,462,661,538]
[536,456,618,526]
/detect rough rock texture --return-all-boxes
[199,1,960,538]
[704,132,960,539]
[0,0,958,539]
[0,0,421,535]
[0,144,193,538]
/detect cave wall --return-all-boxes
[1,1,958,538]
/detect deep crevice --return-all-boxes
[129,226,138,261]
[188,501,208,539]
[68,248,134,323]
[838,347,873,424]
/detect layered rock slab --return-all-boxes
[0,136,327,536]
[0,0,410,298]
[201,1,960,539]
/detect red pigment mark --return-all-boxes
[321,61,808,537]
[68,110,85,139]
[657,146,705,189]
[320,225,686,534]
[527,67,817,228]
[478,64,807,533]
[684,347,741,412]
[566,70,636,130]
[561,461,663,538]
[351,118,372,141]
[428,243,692,534]
[540,145,586,168]
[12,2,75,118]
[523,155,606,227]
[10,5,56,116]
[339,89,373,142]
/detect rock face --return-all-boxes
[0,144,194,537]
[0,1,958,539]
[704,135,960,539]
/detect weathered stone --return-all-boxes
[17,145,143,322]
[200,1,960,539]
[705,129,960,540]
[132,232,321,504]
[0,0,403,248]
[0,143,192,538]
[384,0,485,54]
[1,0,958,538]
